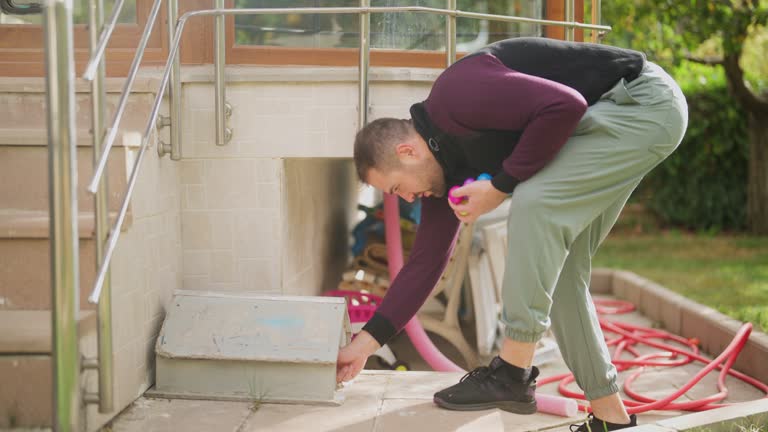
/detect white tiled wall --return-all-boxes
[179,158,283,293]
[369,82,433,120]
[181,78,433,159]
[84,94,183,431]
[178,75,433,296]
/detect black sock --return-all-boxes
[491,356,532,382]
[592,414,637,429]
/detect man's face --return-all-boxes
[367,156,446,203]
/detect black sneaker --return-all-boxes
[433,357,538,414]
[570,413,638,432]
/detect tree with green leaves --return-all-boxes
[657,1,767,234]
[605,0,768,233]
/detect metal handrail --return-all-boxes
[181,5,609,30]
[565,0,575,41]
[86,0,114,414]
[168,0,181,159]
[214,0,229,146]
[357,0,370,130]
[43,0,80,429]
[157,0,181,160]
[445,0,456,66]
[82,0,126,81]
[592,0,602,43]
[86,4,612,303]
[85,0,163,194]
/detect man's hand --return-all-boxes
[447,180,507,223]
[336,330,381,384]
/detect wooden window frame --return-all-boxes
[225,0,584,68]
[544,0,585,41]
[0,0,168,77]
[0,0,583,76]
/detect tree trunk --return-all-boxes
[721,53,768,234]
[748,112,768,234]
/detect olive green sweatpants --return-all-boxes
[501,62,688,400]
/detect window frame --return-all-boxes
[0,0,583,76]
[0,0,168,77]
[226,0,583,68]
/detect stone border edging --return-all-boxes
[591,268,768,431]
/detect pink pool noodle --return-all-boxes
[382,193,578,417]
[384,194,462,373]
[536,393,579,417]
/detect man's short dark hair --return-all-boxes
[353,117,414,183]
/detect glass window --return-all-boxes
[234,0,359,48]
[0,0,136,25]
[234,0,544,51]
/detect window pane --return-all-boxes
[234,0,360,48]
[233,0,544,51]
[435,0,546,51]
[0,0,136,25]
[370,0,442,50]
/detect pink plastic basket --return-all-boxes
[324,289,383,323]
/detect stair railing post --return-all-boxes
[44,0,81,430]
[86,0,114,414]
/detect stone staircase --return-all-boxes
[0,67,433,430]
[0,311,97,428]
[0,84,141,429]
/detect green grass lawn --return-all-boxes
[593,231,768,333]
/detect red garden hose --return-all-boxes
[538,298,768,414]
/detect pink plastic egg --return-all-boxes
[448,186,464,204]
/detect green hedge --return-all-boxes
[638,63,750,232]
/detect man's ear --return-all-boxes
[394,142,417,161]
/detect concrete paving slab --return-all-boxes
[173,374,390,432]
[381,371,465,399]
[109,398,252,432]
[374,399,580,432]
[676,362,765,403]
[374,399,502,432]
[621,425,676,432]
[603,311,659,329]
[106,292,768,432]
[240,394,380,432]
[343,373,391,401]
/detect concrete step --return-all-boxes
[0,238,97,311]
[0,209,126,239]
[0,310,97,429]
[0,145,129,214]
[0,206,131,311]
[0,88,156,147]
[0,355,52,429]
[0,310,97,354]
